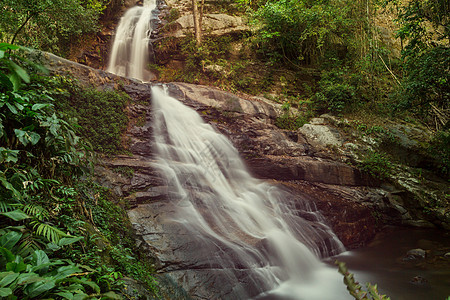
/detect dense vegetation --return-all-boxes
[155,0,448,175]
[0,44,158,299]
[0,0,110,56]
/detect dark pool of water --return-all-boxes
[327,226,450,300]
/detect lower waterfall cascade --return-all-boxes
[150,86,349,299]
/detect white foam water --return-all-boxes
[151,86,349,299]
[107,0,156,81]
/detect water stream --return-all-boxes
[151,86,347,299]
[107,0,156,81]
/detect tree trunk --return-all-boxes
[192,0,202,45]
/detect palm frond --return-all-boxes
[31,220,68,244]
[23,204,50,221]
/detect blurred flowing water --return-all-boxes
[151,86,348,299]
[107,0,156,81]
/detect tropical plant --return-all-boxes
[383,0,449,124]
[336,260,390,300]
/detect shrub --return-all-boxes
[41,77,130,154]
[358,151,392,180]
[314,69,356,114]
[428,130,450,175]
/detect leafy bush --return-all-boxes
[395,46,449,115]
[358,151,392,180]
[314,69,356,114]
[40,77,130,154]
[246,0,355,65]
[428,130,450,175]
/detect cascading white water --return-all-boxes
[151,86,349,299]
[107,3,350,297]
[107,0,156,81]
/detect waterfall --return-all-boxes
[107,0,156,81]
[106,3,349,298]
[151,86,349,299]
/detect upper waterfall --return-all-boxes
[107,0,156,81]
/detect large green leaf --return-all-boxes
[0,43,19,52]
[0,247,15,263]
[0,210,30,221]
[14,129,41,146]
[0,231,23,249]
[65,277,100,294]
[56,291,74,299]
[52,265,81,280]
[24,278,56,298]
[6,256,27,273]
[0,272,19,288]
[5,102,17,114]
[16,273,42,286]
[72,292,89,300]
[0,287,12,297]
[32,103,50,111]
[0,73,14,92]
[31,250,50,268]
[7,60,30,84]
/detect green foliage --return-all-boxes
[0,44,158,299]
[41,77,130,154]
[0,0,106,56]
[247,0,356,65]
[313,69,356,114]
[166,8,181,23]
[384,0,449,122]
[358,151,392,180]
[0,230,119,300]
[181,34,233,80]
[275,114,307,130]
[428,130,450,175]
[395,46,449,115]
[336,260,391,300]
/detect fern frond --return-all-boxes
[0,200,13,213]
[31,220,68,244]
[23,204,50,221]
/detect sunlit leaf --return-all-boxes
[8,60,30,83]
[5,102,17,114]
[0,231,23,249]
[24,278,56,298]
[0,272,19,288]
[32,103,50,111]
[0,287,12,297]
